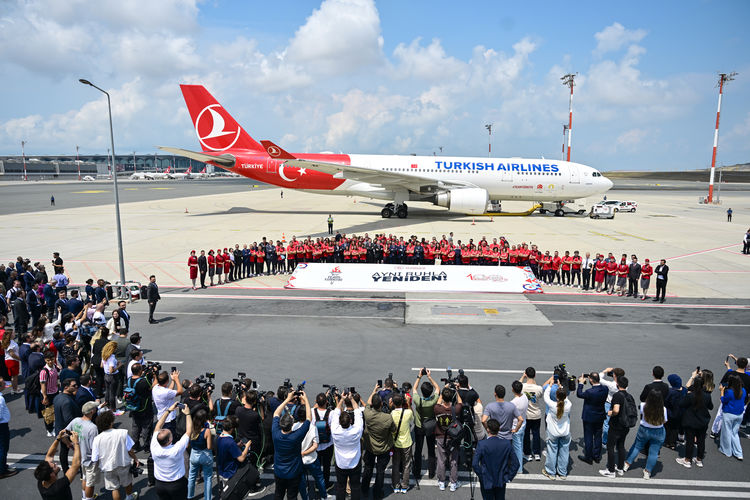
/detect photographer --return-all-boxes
[126,363,156,453]
[91,410,140,500]
[185,383,214,419]
[236,390,265,489]
[576,372,608,465]
[412,369,439,480]
[362,385,395,499]
[151,401,192,499]
[152,370,184,438]
[35,430,81,500]
[599,367,625,448]
[390,393,413,494]
[435,385,463,492]
[272,389,311,499]
[217,415,258,500]
[313,392,334,489]
[331,388,364,500]
[213,382,240,432]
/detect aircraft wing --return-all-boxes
[282,158,475,193]
[157,147,236,168]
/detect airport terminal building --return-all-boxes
[0,154,210,180]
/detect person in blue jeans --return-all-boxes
[623,390,667,479]
[509,381,528,474]
[296,406,328,500]
[719,374,746,460]
[187,409,214,500]
[541,382,572,479]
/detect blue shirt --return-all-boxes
[271,416,309,479]
[721,388,747,415]
[216,435,242,479]
[0,393,10,424]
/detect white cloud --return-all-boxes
[392,38,464,80]
[286,0,384,75]
[593,22,647,56]
[616,128,648,148]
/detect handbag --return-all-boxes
[42,404,55,425]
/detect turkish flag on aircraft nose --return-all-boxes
[411,164,417,169]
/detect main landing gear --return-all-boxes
[381,203,408,219]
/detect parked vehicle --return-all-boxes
[538,199,588,216]
[590,204,616,219]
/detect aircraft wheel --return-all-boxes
[539,209,547,214]
[555,209,565,217]
[381,207,393,218]
[577,210,585,215]
[396,207,408,219]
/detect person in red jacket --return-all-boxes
[551,251,562,285]
[594,255,607,292]
[616,259,629,296]
[500,247,509,267]
[571,251,582,288]
[255,247,265,275]
[605,257,618,295]
[188,250,198,290]
[561,251,573,286]
[640,259,653,300]
[207,250,216,286]
[215,250,224,285]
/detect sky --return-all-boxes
[0,0,749,171]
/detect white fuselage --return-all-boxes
[323,155,612,202]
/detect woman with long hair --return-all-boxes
[100,340,122,411]
[676,370,714,468]
[105,309,121,335]
[719,374,746,460]
[187,408,214,500]
[624,389,667,479]
[542,379,572,479]
[90,327,109,398]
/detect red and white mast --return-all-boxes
[561,73,576,162]
[708,72,736,203]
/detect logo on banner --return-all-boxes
[466,273,509,282]
[325,267,343,285]
[372,271,447,282]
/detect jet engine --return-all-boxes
[434,188,489,215]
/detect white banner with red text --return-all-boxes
[284,263,543,293]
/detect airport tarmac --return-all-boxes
[0,179,749,499]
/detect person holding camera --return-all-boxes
[435,385,463,492]
[330,388,364,500]
[65,401,100,500]
[214,382,240,432]
[35,430,81,499]
[152,370,184,438]
[272,389,312,499]
[313,392,335,489]
[127,364,156,453]
[599,376,634,478]
[412,369,439,480]
[151,401,192,499]
[576,372,608,465]
[187,408,215,500]
[216,415,258,500]
[541,378,572,480]
[362,385,396,499]
[390,393,414,494]
[91,410,140,500]
[675,370,713,469]
[598,367,624,448]
[236,390,265,494]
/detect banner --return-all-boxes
[285,263,543,293]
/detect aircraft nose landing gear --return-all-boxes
[381,203,408,219]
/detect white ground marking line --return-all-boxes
[128,311,399,320]
[148,360,184,364]
[555,320,750,328]
[412,368,554,375]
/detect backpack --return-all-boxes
[123,377,144,412]
[25,367,45,396]
[437,405,463,449]
[418,396,437,436]
[214,399,233,432]
[620,392,638,428]
[314,408,332,444]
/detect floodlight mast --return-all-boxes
[561,73,576,162]
[485,124,493,158]
[708,72,737,203]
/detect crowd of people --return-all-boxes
[185,233,671,301]
[1,297,748,500]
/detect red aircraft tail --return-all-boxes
[260,140,296,160]
[180,84,265,153]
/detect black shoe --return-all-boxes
[660,298,665,303]
[578,455,593,465]
[594,457,602,463]
[653,298,660,302]
[0,468,18,479]
[149,319,158,324]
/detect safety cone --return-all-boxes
[282,233,286,243]
[490,216,494,222]
[353,198,357,203]
[185,207,189,213]
[471,218,475,225]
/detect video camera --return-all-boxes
[194,372,216,393]
[145,361,161,374]
[441,367,462,387]
[322,384,338,409]
[553,363,577,392]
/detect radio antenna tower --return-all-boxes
[707,72,737,203]
[561,73,577,162]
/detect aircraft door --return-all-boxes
[266,158,276,174]
[501,166,513,182]
[569,164,580,183]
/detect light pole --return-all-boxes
[21,140,28,181]
[562,124,568,160]
[106,148,112,179]
[133,151,136,173]
[485,124,492,157]
[79,78,126,292]
[561,73,576,161]
[707,72,737,203]
[76,145,81,181]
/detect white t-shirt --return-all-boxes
[102,355,118,375]
[599,372,618,404]
[91,428,134,472]
[151,433,189,481]
[153,385,178,422]
[511,394,529,423]
[330,408,364,469]
[293,420,319,465]
[522,383,543,420]
[4,340,18,361]
[639,403,668,429]
[126,359,145,379]
[313,407,334,451]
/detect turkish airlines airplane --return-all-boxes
[161,85,613,218]
[168,165,192,179]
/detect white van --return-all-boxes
[590,204,616,219]
[539,199,588,216]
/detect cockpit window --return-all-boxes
[592,172,601,177]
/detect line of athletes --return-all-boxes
[185,234,656,292]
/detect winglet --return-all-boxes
[260,140,296,160]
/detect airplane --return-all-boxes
[144,166,172,180]
[160,85,613,218]
[168,165,193,179]
[81,175,96,182]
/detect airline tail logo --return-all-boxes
[195,104,241,151]
[267,145,281,157]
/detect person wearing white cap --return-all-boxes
[66,401,101,500]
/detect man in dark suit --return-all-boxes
[74,374,98,408]
[576,372,608,464]
[198,250,208,288]
[626,255,641,298]
[472,418,519,500]
[653,259,669,303]
[147,275,160,324]
[12,289,29,334]
[116,300,131,333]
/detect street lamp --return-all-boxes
[485,124,492,157]
[21,140,28,181]
[76,145,81,181]
[79,78,126,292]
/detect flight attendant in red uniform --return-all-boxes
[223,249,232,280]
[616,259,629,296]
[605,257,618,295]
[640,258,653,300]
[552,251,562,285]
[215,250,224,285]
[188,250,199,290]
[594,255,606,292]
[207,250,216,286]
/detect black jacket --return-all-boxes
[655,264,669,282]
[628,263,641,280]
[198,255,208,272]
[679,391,713,429]
[640,380,670,403]
[12,297,29,324]
[147,282,160,302]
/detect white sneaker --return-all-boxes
[643,470,651,480]
[46,430,54,437]
[438,481,445,491]
[622,463,630,473]
[598,469,616,478]
[616,468,624,476]
[675,457,691,468]
[693,458,704,468]
[449,482,459,492]
[534,454,541,461]
[524,454,533,461]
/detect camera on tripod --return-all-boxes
[195,372,216,393]
[553,363,577,392]
[441,367,463,387]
